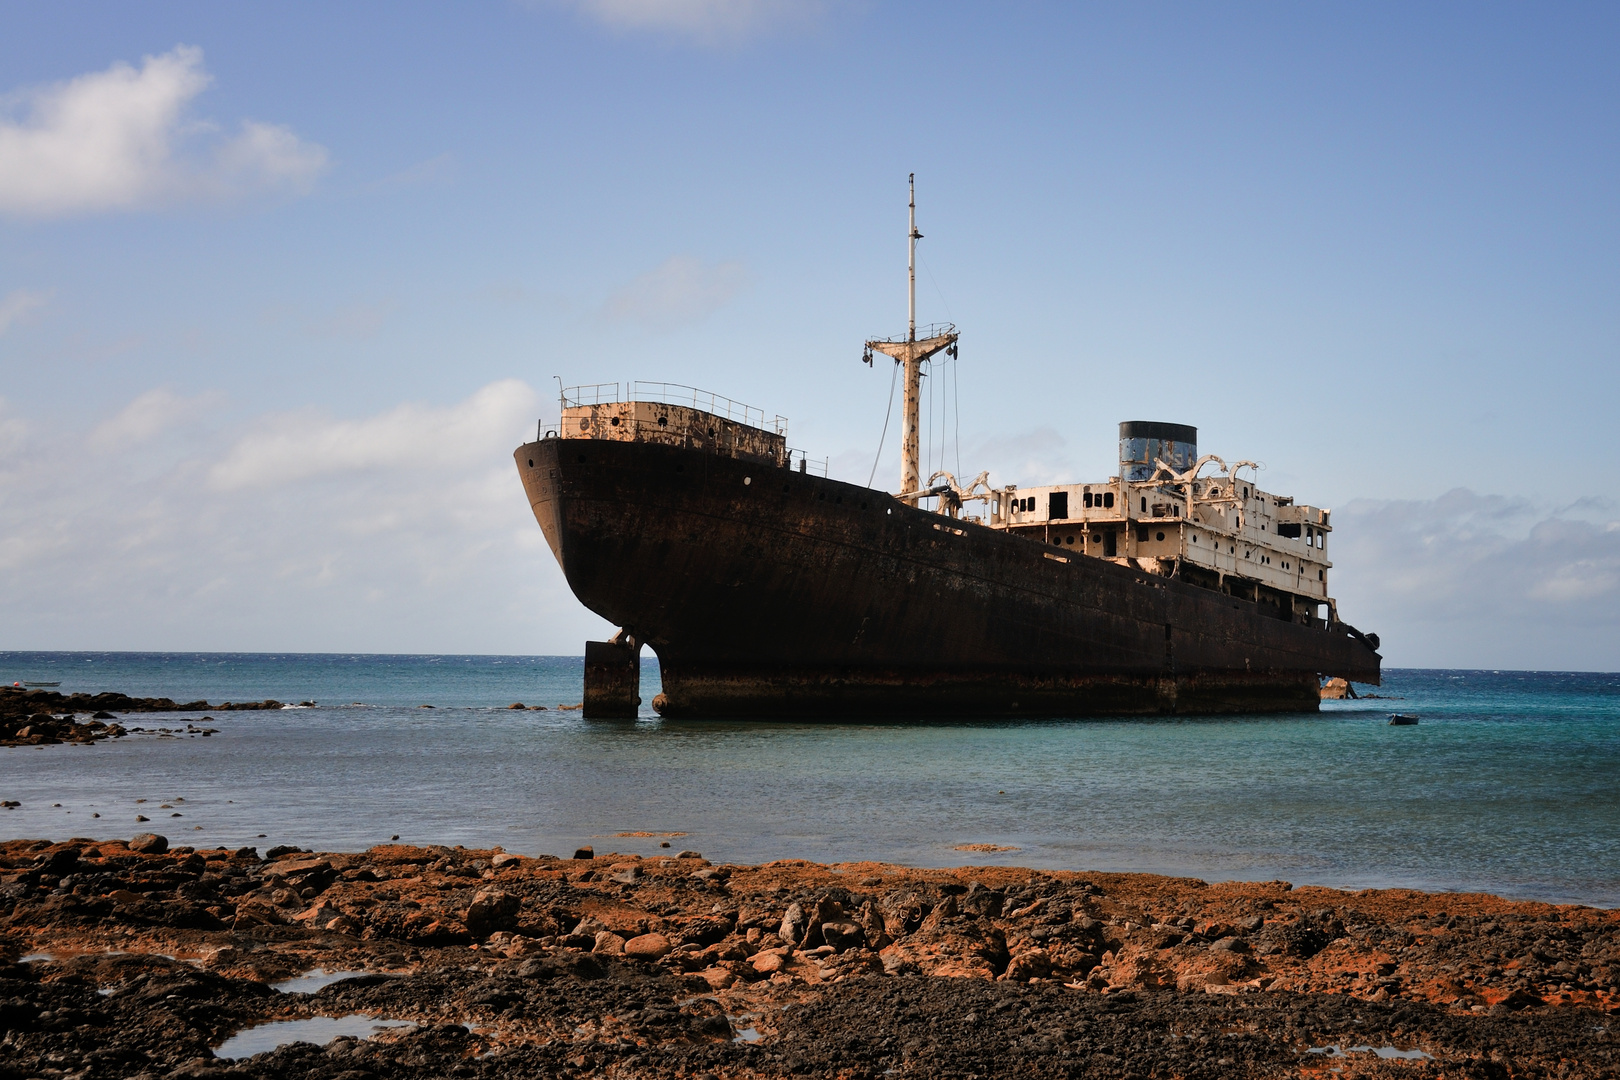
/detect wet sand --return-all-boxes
[2,836,1617,1077]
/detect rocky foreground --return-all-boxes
[2,837,1617,1079]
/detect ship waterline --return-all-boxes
[515,432,1379,718]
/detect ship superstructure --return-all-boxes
[926,421,1354,635]
[515,178,1380,717]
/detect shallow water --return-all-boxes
[272,969,381,995]
[2,655,1616,907]
[213,1015,416,1059]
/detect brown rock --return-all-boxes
[593,931,627,955]
[624,933,672,959]
[698,965,735,990]
[821,920,865,952]
[751,950,786,975]
[1002,949,1052,982]
[573,846,594,860]
[129,832,168,854]
[465,888,521,938]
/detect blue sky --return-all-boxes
[1,2,1617,668]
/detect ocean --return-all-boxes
[2,653,1616,908]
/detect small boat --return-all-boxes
[1388,714,1420,725]
[22,681,61,687]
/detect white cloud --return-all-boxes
[209,379,538,491]
[0,380,606,653]
[0,289,50,334]
[557,0,824,44]
[1331,489,1620,670]
[601,255,747,328]
[0,46,327,218]
[89,387,227,451]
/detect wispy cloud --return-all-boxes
[0,289,50,334]
[0,46,328,218]
[1332,489,1620,670]
[89,387,227,451]
[368,152,457,192]
[208,380,536,491]
[550,0,824,45]
[601,255,747,329]
[0,381,604,652]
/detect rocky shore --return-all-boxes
[1,686,285,748]
[2,837,1616,1078]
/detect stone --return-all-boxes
[675,850,702,859]
[129,833,168,854]
[491,852,523,869]
[780,902,807,946]
[698,966,735,990]
[294,902,343,924]
[593,931,627,955]
[879,947,921,976]
[820,921,865,953]
[573,846,594,860]
[466,889,521,938]
[572,916,608,938]
[1210,936,1251,954]
[610,865,642,885]
[960,882,1004,917]
[270,888,298,907]
[751,950,786,975]
[1003,949,1052,982]
[232,900,284,929]
[1238,915,1265,932]
[624,933,672,960]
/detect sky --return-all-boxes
[1,1,1616,670]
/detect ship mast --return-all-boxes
[866,173,956,505]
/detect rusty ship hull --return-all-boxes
[517,435,1380,718]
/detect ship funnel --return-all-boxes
[1119,421,1197,482]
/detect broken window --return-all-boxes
[1277,523,1302,539]
[1103,492,1114,509]
[1083,491,1093,508]
[1104,530,1117,556]
[1049,492,1069,520]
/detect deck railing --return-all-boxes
[558,382,786,436]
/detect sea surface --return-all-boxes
[2,653,1617,908]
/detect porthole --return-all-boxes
[657,415,668,427]
[527,459,534,467]
[886,508,893,515]
[1066,536,1075,545]
[610,416,620,426]
[743,477,752,486]
[1156,531,1165,542]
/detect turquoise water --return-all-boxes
[2,654,1616,908]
